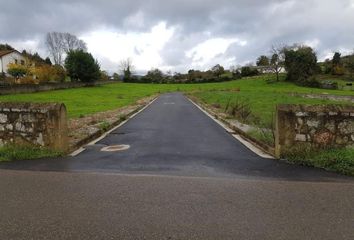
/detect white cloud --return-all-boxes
[304,39,320,49]
[186,38,247,69]
[81,22,175,73]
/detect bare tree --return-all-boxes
[45,32,87,65]
[62,33,87,53]
[270,44,286,81]
[119,58,134,81]
[46,32,64,65]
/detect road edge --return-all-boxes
[70,97,159,156]
[187,96,274,159]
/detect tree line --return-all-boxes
[2,34,354,87]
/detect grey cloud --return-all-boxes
[1,0,354,72]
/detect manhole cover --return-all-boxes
[101,145,130,152]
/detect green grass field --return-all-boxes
[0,74,352,120]
[0,75,353,173]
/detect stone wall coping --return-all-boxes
[277,104,354,113]
[0,102,66,113]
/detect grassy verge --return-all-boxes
[283,146,354,176]
[246,129,275,146]
[0,75,352,119]
[0,145,63,162]
[192,82,353,128]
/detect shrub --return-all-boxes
[32,64,66,83]
[0,72,5,81]
[332,65,345,75]
[99,121,110,132]
[241,66,259,77]
[33,65,52,83]
[100,71,110,81]
[225,98,253,122]
[7,63,29,78]
[65,50,100,82]
[52,65,66,82]
[296,76,321,88]
[320,80,338,90]
[232,70,242,79]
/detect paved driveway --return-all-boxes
[0,93,353,239]
[0,93,349,181]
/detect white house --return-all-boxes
[0,50,26,76]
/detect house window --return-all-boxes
[20,60,25,65]
[15,59,18,64]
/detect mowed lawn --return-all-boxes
[0,75,353,120]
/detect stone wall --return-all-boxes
[0,102,68,151]
[275,104,354,158]
[0,81,117,95]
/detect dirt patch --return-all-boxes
[68,95,156,151]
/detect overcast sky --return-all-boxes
[1,0,354,74]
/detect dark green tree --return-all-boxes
[284,46,318,85]
[332,52,341,66]
[45,57,52,65]
[211,64,225,77]
[64,50,100,82]
[331,52,344,75]
[256,55,270,66]
[346,54,354,81]
[0,44,14,51]
[144,68,164,83]
[241,66,259,77]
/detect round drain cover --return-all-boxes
[101,145,130,152]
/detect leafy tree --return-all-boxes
[64,50,100,82]
[332,52,341,65]
[284,45,318,84]
[0,44,14,51]
[100,71,110,81]
[346,54,354,81]
[7,63,29,78]
[45,57,52,65]
[211,64,225,77]
[241,66,259,77]
[33,65,65,83]
[322,59,332,74]
[144,68,164,83]
[332,52,344,75]
[256,55,270,66]
[52,65,66,82]
[112,73,120,81]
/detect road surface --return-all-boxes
[0,93,353,239]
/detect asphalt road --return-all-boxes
[0,93,349,181]
[0,93,353,239]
